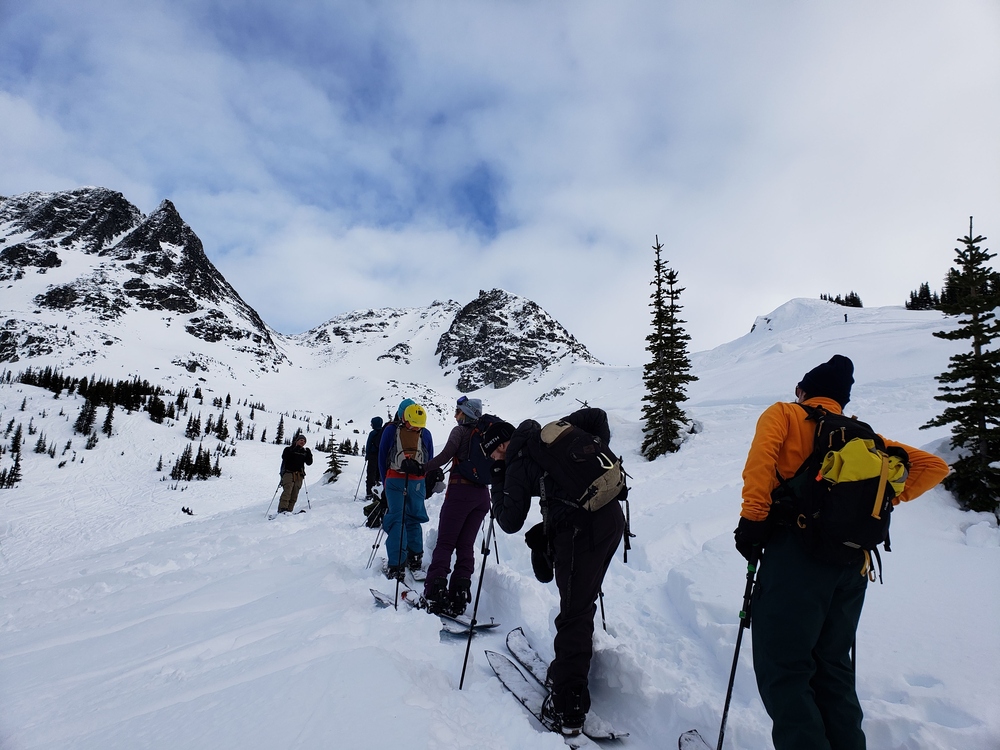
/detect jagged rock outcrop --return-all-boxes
[436,289,600,391]
[0,188,284,369]
[0,187,142,254]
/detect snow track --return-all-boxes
[1,299,998,749]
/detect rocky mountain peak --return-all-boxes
[1,187,283,371]
[436,288,600,391]
[0,187,142,254]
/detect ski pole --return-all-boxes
[599,589,607,632]
[481,518,500,564]
[353,459,365,501]
[393,473,409,609]
[264,480,282,517]
[717,552,760,750]
[303,478,311,510]
[366,527,385,569]
[459,513,495,690]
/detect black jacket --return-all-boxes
[280,445,313,475]
[365,427,383,461]
[490,408,612,535]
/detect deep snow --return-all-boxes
[1,299,998,750]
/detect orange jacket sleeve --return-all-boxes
[881,438,950,504]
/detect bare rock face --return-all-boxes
[435,289,600,391]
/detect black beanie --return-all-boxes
[481,421,515,455]
[798,355,855,407]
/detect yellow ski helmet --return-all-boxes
[403,403,427,429]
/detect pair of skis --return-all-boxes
[487,627,628,747]
[370,587,501,636]
[267,508,307,520]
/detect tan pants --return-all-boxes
[279,471,303,512]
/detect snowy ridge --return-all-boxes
[1,297,998,745]
[2,189,600,402]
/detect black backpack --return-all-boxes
[527,419,625,511]
[453,414,504,485]
[772,404,909,569]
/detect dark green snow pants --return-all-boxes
[751,530,868,750]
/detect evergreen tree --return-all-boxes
[185,413,202,440]
[34,432,47,454]
[85,432,99,450]
[921,218,1000,514]
[171,444,194,481]
[326,447,343,483]
[147,395,166,424]
[906,282,939,310]
[73,399,98,435]
[193,445,213,480]
[10,423,23,454]
[274,416,285,444]
[641,236,698,460]
[7,450,22,487]
[102,404,115,437]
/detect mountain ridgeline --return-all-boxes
[0,187,599,390]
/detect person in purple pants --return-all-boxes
[421,396,492,616]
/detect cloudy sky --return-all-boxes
[2,1,998,365]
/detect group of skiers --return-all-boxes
[356,394,621,736]
[275,354,950,748]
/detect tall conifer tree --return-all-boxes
[922,218,1000,514]
[641,236,697,460]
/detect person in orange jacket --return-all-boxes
[734,355,949,750]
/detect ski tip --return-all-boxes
[678,729,712,750]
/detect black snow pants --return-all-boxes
[546,500,625,713]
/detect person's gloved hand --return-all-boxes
[734,517,771,561]
[524,522,554,583]
[399,458,424,476]
[426,467,445,486]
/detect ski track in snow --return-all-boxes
[1,299,999,749]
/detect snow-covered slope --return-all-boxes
[1,294,998,750]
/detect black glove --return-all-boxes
[426,467,445,486]
[524,522,554,583]
[734,517,771,562]
[399,458,424,475]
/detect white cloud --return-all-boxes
[1,0,998,365]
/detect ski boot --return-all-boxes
[543,683,589,737]
[423,577,449,614]
[406,551,423,574]
[447,578,472,617]
[383,561,406,582]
